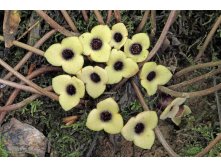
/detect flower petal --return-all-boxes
[155,65,172,85]
[52,75,71,94]
[103,114,124,134]
[59,93,80,111]
[107,49,126,65]
[121,117,136,141]
[61,37,83,55]
[70,76,85,98]
[183,105,192,116]
[44,43,63,66]
[136,111,158,130]
[122,58,139,78]
[105,66,123,84]
[79,32,93,55]
[139,62,157,80]
[90,43,111,62]
[86,83,106,98]
[112,23,128,37]
[97,98,119,114]
[62,55,84,74]
[141,79,158,96]
[132,33,150,49]
[171,117,181,126]
[133,129,155,149]
[86,109,104,131]
[94,66,108,83]
[91,25,111,42]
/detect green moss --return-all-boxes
[0,135,8,157]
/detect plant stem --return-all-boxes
[150,10,156,38]
[114,10,121,23]
[94,10,105,25]
[61,10,79,33]
[0,35,45,56]
[81,10,89,23]
[106,10,112,24]
[214,78,221,129]
[195,15,221,62]
[135,10,150,33]
[174,61,221,77]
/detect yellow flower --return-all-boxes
[77,66,108,98]
[140,62,172,96]
[44,37,84,74]
[110,23,128,50]
[86,98,123,134]
[79,25,111,62]
[160,98,191,126]
[52,75,85,111]
[124,33,150,62]
[105,49,139,84]
[121,111,158,149]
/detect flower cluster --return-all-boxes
[44,23,191,150]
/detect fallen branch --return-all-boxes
[150,10,156,38]
[61,10,79,33]
[82,10,89,23]
[94,10,105,25]
[214,78,221,129]
[135,11,150,33]
[114,11,121,23]
[106,10,112,24]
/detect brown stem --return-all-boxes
[131,80,179,157]
[0,58,58,100]
[0,35,44,56]
[195,15,221,62]
[169,68,221,89]
[0,66,62,124]
[114,11,121,23]
[150,10,157,38]
[94,10,105,25]
[60,10,79,33]
[106,10,112,24]
[3,29,56,81]
[196,134,221,157]
[159,83,221,98]
[82,10,89,23]
[17,20,40,41]
[135,11,150,33]
[35,10,78,37]
[174,61,221,78]
[214,78,221,129]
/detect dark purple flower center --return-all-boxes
[146,71,156,81]
[62,49,74,60]
[100,111,112,122]
[134,122,145,134]
[90,72,101,83]
[114,61,124,71]
[130,43,142,55]
[66,84,76,96]
[114,32,123,43]
[91,38,103,50]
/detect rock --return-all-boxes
[0,118,47,157]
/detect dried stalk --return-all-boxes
[174,61,221,77]
[61,10,79,33]
[214,78,221,129]
[106,10,112,24]
[35,10,78,37]
[135,11,150,33]
[94,10,105,25]
[113,11,121,23]
[82,10,89,23]
[195,15,221,62]
[150,10,156,38]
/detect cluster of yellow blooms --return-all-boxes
[44,23,191,149]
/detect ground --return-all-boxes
[0,10,221,157]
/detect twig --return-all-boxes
[135,11,150,33]
[113,11,121,23]
[169,68,221,89]
[195,15,221,62]
[196,134,221,157]
[94,10,105,25]
[131,80,179,157]
[0,58,58,100]
[60,10,79,33]
[106,10,112,24]
[150,10,156,38]
[0,35,45,56]
[214,78,221,129]
[174,61,221,78]
[17,20,40,41]
[159,83,221,98]
[35,10,78,37]
[3,29,56,81]
[81,10,89,23]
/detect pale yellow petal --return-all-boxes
[52,75,71,94]
[70,76,85,98]
[86,83,106,99]
[139,62,157,80]
[141,79,158,96]
[62,55,84,74]
[79,32,93,55]
[132,33,150,49]
[105,66,123,84]
[103,114,124,134]
[122,58,139,78]
[86,109,104,131]
[107,49,126,66]
[77,66,94,83]
[136,111,158,130]
[59,93,80,111]
[183,105,192,116]
[94,66,108,83]
[128,49,148,62]
[155,65,172,85]
[91,25,111,42]
[44,43,63,66]
[112,23,128,37]
[97,98,119,114]
[61,37,83,54]
[90,43,111,62]
[171,117,182,126]
[121,117,136,141]
[134,129,155,149]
